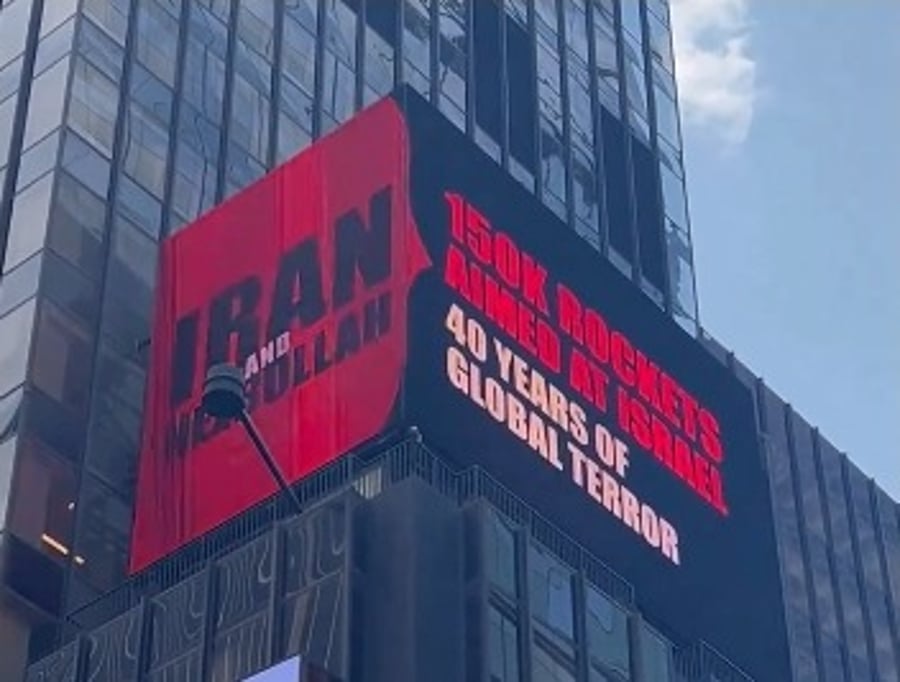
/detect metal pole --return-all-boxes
[238,409,304,515]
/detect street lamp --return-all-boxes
[201,363,304,515]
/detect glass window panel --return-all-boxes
[438,0,466,46]
[438,42,466,109]
[34,17,76,76]
[585,586,630,677]
[621,0,642,40]
[666,220,697,319]
[234,38,272,93]
[123,101,170,198]
[365,21,395,98]
[72,475,130,591]
[61,130,110,198]
[0,298,36,397]
[48,172,108,278]
[623,38,647,120]
[0,55,23,102]
[0,436,14,529]
[486,509,517,597]
[286,0,318,33]
[230,69,270,161]
[82,0,130,44]
[403,0,431,68]
[488,606,519,682]
[225,142,266,197]
[7,438,78,561]
[660,159,686,227]
[0,386,22,443]
[41,248,100,332]
[540,119,566,203]
[847,465,883,589]
[276,112,311,164]
[564,0,588,62]
[130,63,173,125]
[40,0,79,37]
[280,76,314,132]
[23,56,70,149]
[874,489,900,617]
[182,3,227,123]
[238,0,275,59]
[0,78,18,161]
[135,0,179,86]
[640,624,673,681]
[535,0,558,38]
[69,58,119,156]
[529,543,574,643]
[322,51,356,122]
[4,171,53,272]
[568,55,592,148]
[30,300,94,412]
[0,0,33,68]
[647,10,673,72]
[0,252,41,318]
[572,147,599,231]
[654,81,680,146]
[594,18,619,112]
[281,16,317,95]
[324,0,358,66]
[532,642,576,682]
[171,139,217,221]
[78,17,124,82]
[116,174,162,239]
[16,130,60,192]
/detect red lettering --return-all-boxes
[651,415,674,468]
[517,304,537,356]
[659,373,680,429]
[672,436,696,492]
[699,408,723,463]
[446,192,465,242]
[557,284,584,343]
[611,332,635,386]
[625,392,651,451]
[708,465,728,516]
[679,387,699,440]
[588,363,610,412]
[521,253,549,314]
[465,201,492,263]
[444,244,472,301]
[635,352,661,411]
[494,232,520,287]
[536,319,561,373]
[570,350,594,404]
[584,309,610,363]
[693,453,711,503]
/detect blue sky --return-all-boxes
[670,0,900,498]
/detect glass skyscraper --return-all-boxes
[0,0,897,680]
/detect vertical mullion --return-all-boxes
[267,0,286,169]
[585,0,610,257]
[498,0,510,170]
[159,0,192,238]
[557,0,575,229]
[215,0,239,201]
[312,0,326,138]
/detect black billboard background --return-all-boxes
[394,87,790,681]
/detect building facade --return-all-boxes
[0,1,897,681]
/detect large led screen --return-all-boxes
[132,88,789,680]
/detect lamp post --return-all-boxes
[201,363,304,515]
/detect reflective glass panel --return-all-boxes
[585,586,630,677]
[4,172,54,272]
[529,543,574,642]
[0,0,33,68]
[0,252,41,317]
[488,606,519,682]
[0,298,36,397]
[22,56,70,149]
[68,58,119,156]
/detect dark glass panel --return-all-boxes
[631,137,665,290]
[488,605,519,682]
[48,172,108,279]
[506,13,535,173]
[0,299,36,397]
[601,109,633,263]
[474,0,502,144]
[486,508,517,597]
[585,586,630,677]
[7,438,77,561]
[149,572,208,671]
[529,543,574,644]
[71,474,130,591]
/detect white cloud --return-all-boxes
[670,0,757,145]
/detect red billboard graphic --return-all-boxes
[130,99,429,572]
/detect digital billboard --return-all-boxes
[131,88,789,679]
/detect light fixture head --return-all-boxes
[201,363,247,419]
